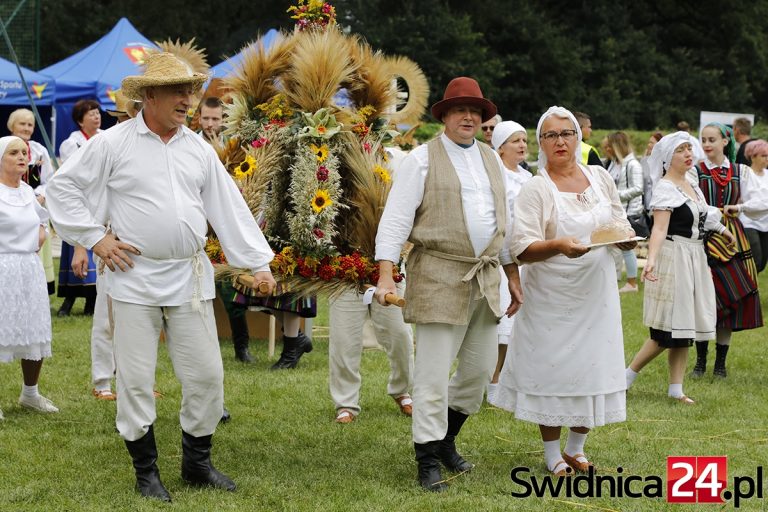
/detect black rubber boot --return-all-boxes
[181,431,236,491]
[714,344,729,379]
[124,425,172,502]
[83,295,96,316]
[269,332,313,370]
[414,441,448,492]
[691,341,708,378]
[57,296,75,317]
[437,408,474,473]
[220,406,231,424]
[230,314,253,363]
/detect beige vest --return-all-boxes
[403,138,507,325]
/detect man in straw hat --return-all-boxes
[46,52,276,502]
[374,77,523,491]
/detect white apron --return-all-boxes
[493,165,626,427]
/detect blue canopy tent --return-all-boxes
[40,18,157,154]
[0,56,56,144]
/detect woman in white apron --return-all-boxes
[626,133,734,403]
[494,107,634,477]
[487,120,533,403]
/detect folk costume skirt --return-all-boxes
[0,253,52,362]
[643,236,716,347]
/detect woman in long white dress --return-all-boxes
[0,136,59,418]
[486,121,532,403]
[494,107,634,477]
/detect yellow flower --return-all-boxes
[234,155,257,180]
[373,164,391,183]
[311,189,333,213]
[310,143,329,162]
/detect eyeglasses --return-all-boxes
[540,129,578,142]
[481,126,495,132]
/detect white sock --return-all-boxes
[21,384,39,400]
[543,439,563,471]
[486,383,498,403]
[668,383,684,398]
[626,367,639,389]
[564,431,588,462]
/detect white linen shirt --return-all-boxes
[375,133,512,265]
[46,111,273,306]
[59,129,101,162]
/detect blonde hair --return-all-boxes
[7,108,34,132]
[4,137,26,153]
[607,131,632,162]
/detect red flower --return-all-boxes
[316,165,329,181]
[251,137,269,148]
[318,264,335,281]
[313,228,325,238]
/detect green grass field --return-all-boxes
[0,267,766,511]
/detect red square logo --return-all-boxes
[667,456,727,503]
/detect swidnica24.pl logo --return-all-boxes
[509,456,764,507]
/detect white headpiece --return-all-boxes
[491,120,526,151]
[535,106,582,170]
[0,135,23,160]
[647,131,698,186]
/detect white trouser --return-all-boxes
[112,299,224,441]
[91,274,115,390]
[329,283,414,415]
[412,297,497,444]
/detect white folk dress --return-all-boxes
[493,165,627,427]
[498,164,532,344]
[0,182,52,362]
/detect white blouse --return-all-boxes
[0,182,49,254]
[509,165,630,258]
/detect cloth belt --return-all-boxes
[422,248,499,299]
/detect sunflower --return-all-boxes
[373,164,391,183]
[234,155,257,179]
[311,189,333,213]
[310,143,329,162]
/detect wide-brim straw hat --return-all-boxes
[430,77,497,123]
[122,52,208,101]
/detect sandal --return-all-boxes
[92,389,116,401]
[394,395,413,417]
[562,452,593,473]
[335,409,355,424]
[671,395,695,405]
[549,460,573,477]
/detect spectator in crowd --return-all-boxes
[56,99,102,317]
[605,131,645,292]
[733,117,756,166]
[7,108,56,295]
[573,111,604,168]
[480,114,501,144]
[198,97,225,145]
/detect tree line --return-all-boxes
[37,0,768,130]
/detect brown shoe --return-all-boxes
[394,395,413,417]
[335,409,355,424]
[550,460,573,477]
[92,389,116,401]
[562,452,593,473]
